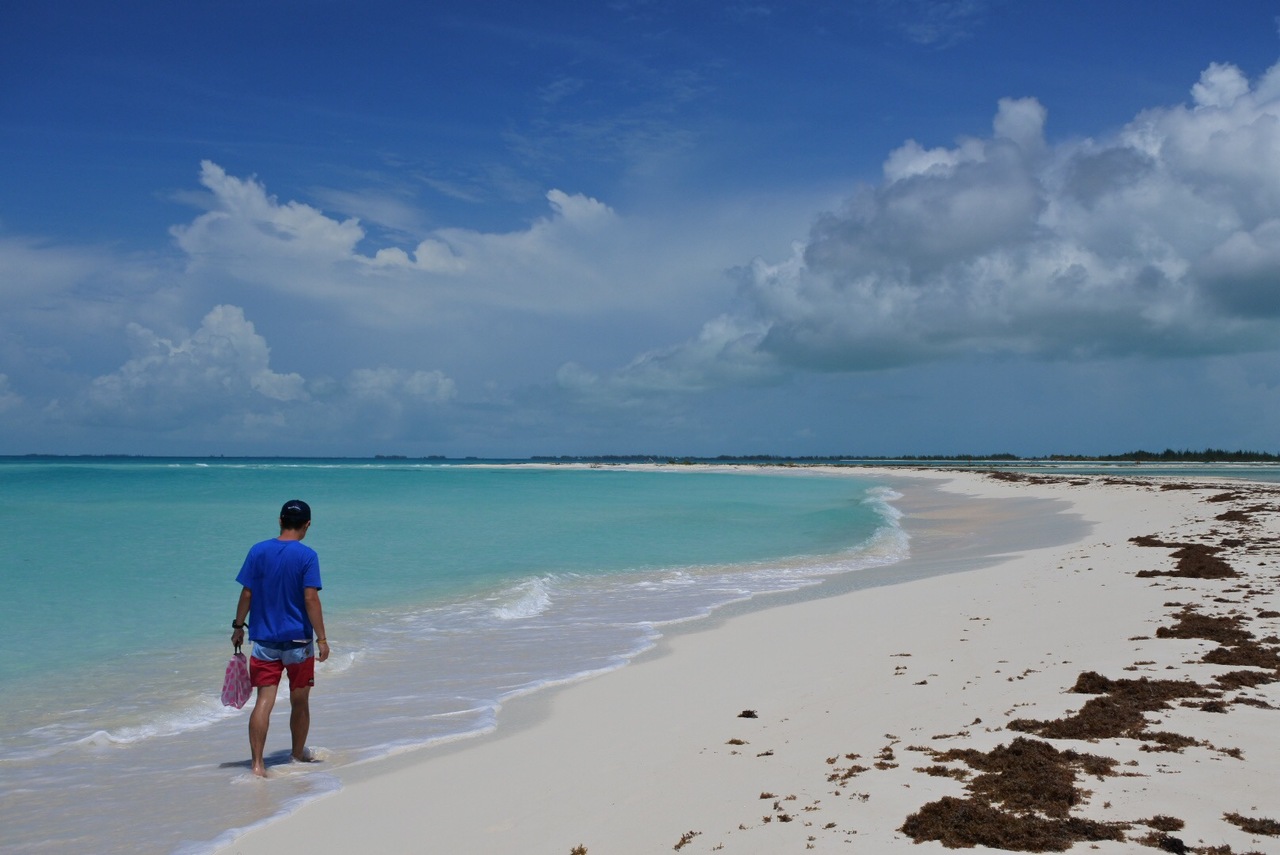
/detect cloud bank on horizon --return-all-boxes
[4,4,1280,456]
[586,62,1280,397]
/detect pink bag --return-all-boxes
[221,650,252,709]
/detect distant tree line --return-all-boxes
[1048,449,1280,463]
[528,449,1280,464]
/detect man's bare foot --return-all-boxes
[291,748,320,763]
[251,764,269,778]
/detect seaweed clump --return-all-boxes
[1007,672,1214,746]
[1223,812,1280,836]
[1131,536,1238,579]
[900,737,1127,851]
[902,798,1126,852]
[1158,609,1280,671]
[1157,609,1254,646]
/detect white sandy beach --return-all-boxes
[218,469,1280,854]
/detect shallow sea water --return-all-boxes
[0,460,906,854]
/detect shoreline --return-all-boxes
[217,468,1280,854]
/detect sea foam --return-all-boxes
[491,576,554,620]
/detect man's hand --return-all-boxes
[231,626,246,648]
[316,639,330,662]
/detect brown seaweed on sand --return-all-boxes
[900,737,1126,851]
[902,799,1127,852]
[1131,536,1239,579]
[1157,609,1255,646]
[1222,812,1280,836]
[1158,609,1280,671]
[1007,671,1214,743]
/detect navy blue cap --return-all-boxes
[280,499,311,521]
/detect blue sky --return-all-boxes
[4,1,1280,457]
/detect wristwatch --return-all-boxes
[232,620,246,629]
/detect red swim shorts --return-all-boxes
[249,642,316,689]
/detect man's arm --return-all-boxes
[304,587,329,662]
[231,587,251,648]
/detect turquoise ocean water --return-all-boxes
[0,460,907,855]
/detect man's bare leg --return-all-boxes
[248,684,279,777]
[289,685,314,762]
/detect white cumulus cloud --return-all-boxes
[172,162,634,321]
[173,162,365,271]
[59,303,460,446]
[578,58,1280,400]
[70,305,307,428]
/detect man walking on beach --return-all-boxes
[230,500,329,778]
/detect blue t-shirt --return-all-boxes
[235,539,322,644]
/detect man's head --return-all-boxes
[279,499,312,531]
